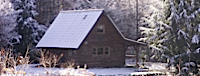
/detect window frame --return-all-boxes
[92,47,110,56]
[97,25,105,34]
[97,48,104,55]
[104,47,110,55]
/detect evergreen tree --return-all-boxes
[0,0,21,47]
[167,0,200,75]
[139,0,200,75]
[138,0,170,61]
[12,0,47,55]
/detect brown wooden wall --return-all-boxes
[44,13,126,68]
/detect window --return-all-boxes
[92,48,96,55]
[97,25,104,33]
[104,48,109,55]
[92,47,110,55]
[97,48,103,55]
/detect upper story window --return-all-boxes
[97,25,105,33]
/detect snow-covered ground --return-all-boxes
[126,58,168,71]
[2,59,171,76]
[16,62,168,76]
[15,64,143,76]
[88,68,145,76]
[3,64,95,76]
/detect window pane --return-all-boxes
[97,25,104,33]
[92,48,96,55]
[105,48,109,54]
[97,48,103,55]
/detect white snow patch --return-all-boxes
[88,68,138,76]
[195,48,200,53]
[177,30,188,39]
[182,67,188,71]
[1,62,170,76]
[184,62,195,67]
[198,24,200,32]
[192,35,199,44]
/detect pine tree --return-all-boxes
[139,0,200,75]
[167,0,200,75]
[0,0,21,47]
[12,0,47,55]
[138,0,170,61]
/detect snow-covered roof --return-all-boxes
[36,9,145,48]
[36,9,103,48]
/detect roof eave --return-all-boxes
[105,12,146,46]
[124,38,146,46]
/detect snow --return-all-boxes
[177,30,189,39]
[36,10,102,48]
[2,64,137,76]
[88,68,138,76]
[0,0,20,46]
[181,67,188,71]
[184,62,195,67]
[88,62,168,75]
[198,24,200,32]
[0,62,170,76]
[12,0,47,47]
[195,48,200,53]
[3,64,94,76]
[192,35,199,44]
[158,39,168,43]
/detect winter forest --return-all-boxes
[0,0,200,75]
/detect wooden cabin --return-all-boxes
[36,9,145,68]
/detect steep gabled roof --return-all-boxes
[36,9,146,49]
[36,9,103,48]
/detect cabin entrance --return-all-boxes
[125,45,148,67]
